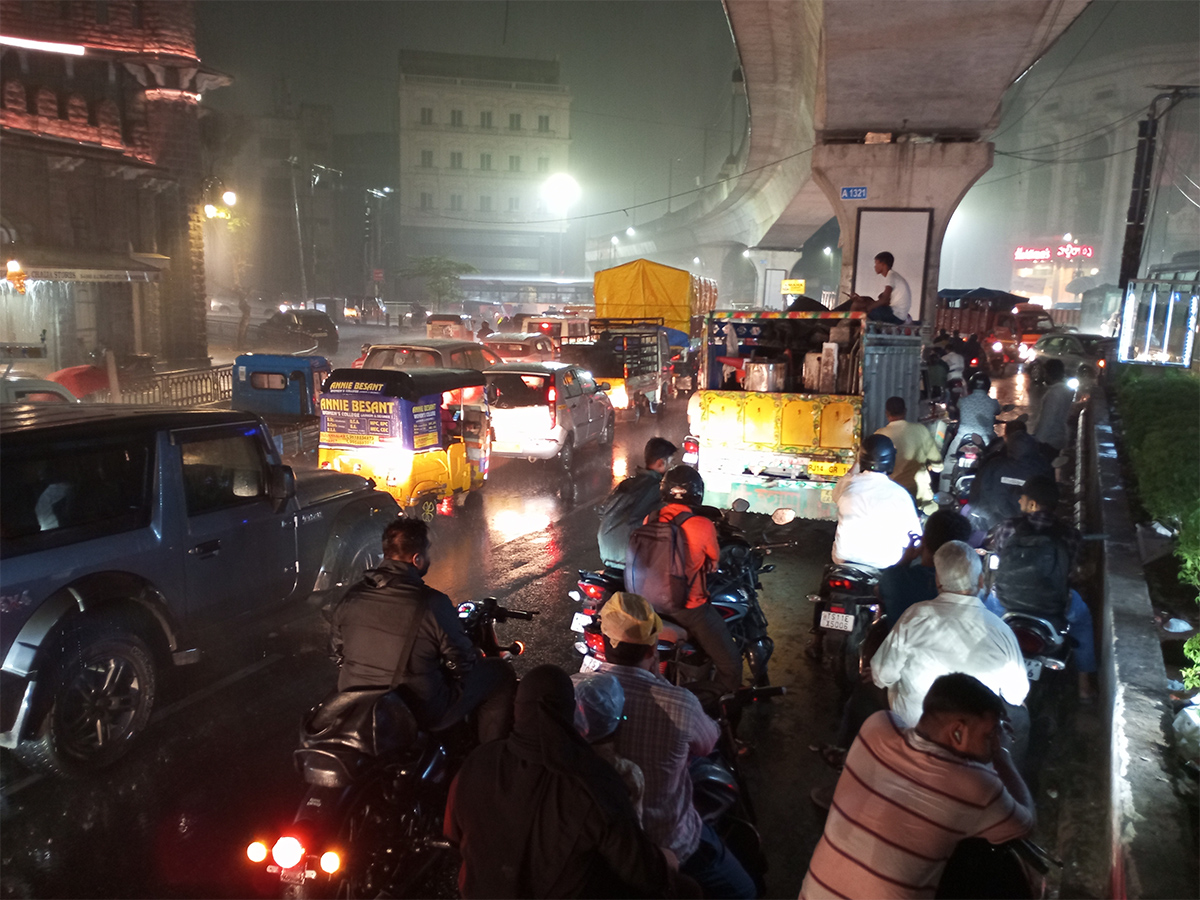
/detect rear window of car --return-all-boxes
[1,434,154,558]
[487,373,548,408]
[365,348,440,368]
[488,343,532,356]
[1077,337,1112,354]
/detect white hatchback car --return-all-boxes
[485,362,615,469]
[0,375,79,404]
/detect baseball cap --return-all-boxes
[599,592,662,646]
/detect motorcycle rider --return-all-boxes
[444,664,676,899]
[329,517,517,742]
[597,437,677,570]
[1029,358,1075,463]
[875,396,942,514]
[596,592,756,899]
[800,674,1035,900]
[832,435,921,570]
[943,372,1002,474]
[984,475,1097,701]
[633,465,743,706]
[967,421,1054,536]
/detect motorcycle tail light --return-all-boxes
[1013,629,1048,657]
[437,498,454,516]
[246,841,269,863]
[1098,359,1106,368]
[580,582,606,600]
[970,357,979,366]
[828,578,852,590]
[320,851,341,874]
[272,836,305,870]
[584,631,605,656]
[829,605,846,615]
[682,437,700,466]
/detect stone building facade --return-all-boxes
[0,0,226,370]
[397,50,573,290]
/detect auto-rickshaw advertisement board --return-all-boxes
[318,376,439,451]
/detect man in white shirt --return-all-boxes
[831,434,922,569]
[871,540,1030,728]
[876,395,941,512]
[861,251,913,324]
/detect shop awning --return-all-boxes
[4,246,167,283]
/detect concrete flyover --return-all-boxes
[592,0,1089,313]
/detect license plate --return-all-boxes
[579,655,602,673]
[570,611,592,633]
[820,611,855,632]
[1024,658,1042,681]
[809,461,850,477]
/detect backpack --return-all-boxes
[994,521,1071,619]
[625,509,696,614]
[597,473,661,568]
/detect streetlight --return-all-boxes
[625,226,636,237]
[204,204,218,219]
[823,246,832,256]
[222,190,237,207]
[541,173,581,274]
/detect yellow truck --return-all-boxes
[684,310,925,520]
[593,258,717,341]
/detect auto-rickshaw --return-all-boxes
[317,367,490,521]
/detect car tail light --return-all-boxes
[992,341,1003,352]
[272,836,305,870]
[246,841,269,863]
[319,851,341,874]
[970,357,979,366]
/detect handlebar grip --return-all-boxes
[754,541,798,550]
[497,608,536,621]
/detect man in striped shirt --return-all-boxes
[800,673,1035,899]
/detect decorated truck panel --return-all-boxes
[685,311,924,520]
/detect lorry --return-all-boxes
[560,318,672,418]
[593,258,717,342]
[684,310,924,520]
[231,354,330,459]
[0,404,399,776]
[935,290,1056,372]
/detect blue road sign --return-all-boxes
[840,186,868,201]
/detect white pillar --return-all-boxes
[811,142,993,321]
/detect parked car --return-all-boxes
[0,404,398,776]
[482,332,559,363]
[1026,333,1117,383]
[362,339,502,371]
[255,310,339,354]
[0,375,79,404]
[484,362,614,469]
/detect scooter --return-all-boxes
[571,502,796,690]
[247,598,535,899]
[807,564,883,693]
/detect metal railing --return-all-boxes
[94,365,233,406]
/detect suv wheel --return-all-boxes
[598,414,615,448]
[15,624,157,777]
[559,433,575,471]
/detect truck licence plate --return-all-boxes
[809,461,850,477]
[570,612,592,633]
[1024,658,1042,681]
[820,611,855,632]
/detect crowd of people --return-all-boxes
[317,399,1089,898]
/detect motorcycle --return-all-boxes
[246,597,535,899]
[691,685,786,897]
[947,433,988,502]
[570,501,796,690]
[807,564,883,693]
[936,835,1060,898]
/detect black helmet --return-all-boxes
[662,465,705,507]
[859,435,896,475]
[968,371,989,391]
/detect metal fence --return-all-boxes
[94,365,233,406]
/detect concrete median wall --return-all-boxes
[1086,390,1198,899]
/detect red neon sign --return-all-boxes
[1013,244,1094,262]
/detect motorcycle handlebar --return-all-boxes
[497,608,537,621]
[753,541,798,551]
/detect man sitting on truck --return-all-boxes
[852,252,912,325]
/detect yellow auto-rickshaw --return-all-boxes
[318,368,490,521]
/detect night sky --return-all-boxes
[195,1,738,235]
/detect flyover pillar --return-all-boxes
[746,249,803,310]
[811,142,993,321]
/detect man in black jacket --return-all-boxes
[596,437,676,570]
[330,517,516,742]
[967,422,1053,536]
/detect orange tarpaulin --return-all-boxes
[593,258,716,334]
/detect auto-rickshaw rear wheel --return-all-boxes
[411,497,438,523]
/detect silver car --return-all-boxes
[1027,333,1117,383]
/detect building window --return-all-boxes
[420,107,433,125]
[450,194,463,211]
[537,157,550,174]
[450,109,464,127]
[480,111,493,129]
[450,151,463,169]
[508,155,520,172]
[538,115,550,132]
[509,113,521,131]
[508,197,520,212]
[480,153,492,171]
[480,196,492,212]
[420,192,433,210]
[420,150,434,168]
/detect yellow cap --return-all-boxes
[600,592,662,646]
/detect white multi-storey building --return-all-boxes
[398,50,573,279]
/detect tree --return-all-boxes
[399,255,477,310]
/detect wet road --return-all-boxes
[0,371,1057,899]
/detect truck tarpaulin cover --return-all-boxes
[594,258,716,334]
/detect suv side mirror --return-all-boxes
[598,382,611,392]
[270,465,296,508]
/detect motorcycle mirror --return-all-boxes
[731,498,751,513]
[771,508,796,525]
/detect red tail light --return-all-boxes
[970,357,980,366]
[1012,628,1048,657]
[828,578,853,590]
[578,582,607,600]
[547,385,557,427]
[584,630,606,656]
[540,322,553,332]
